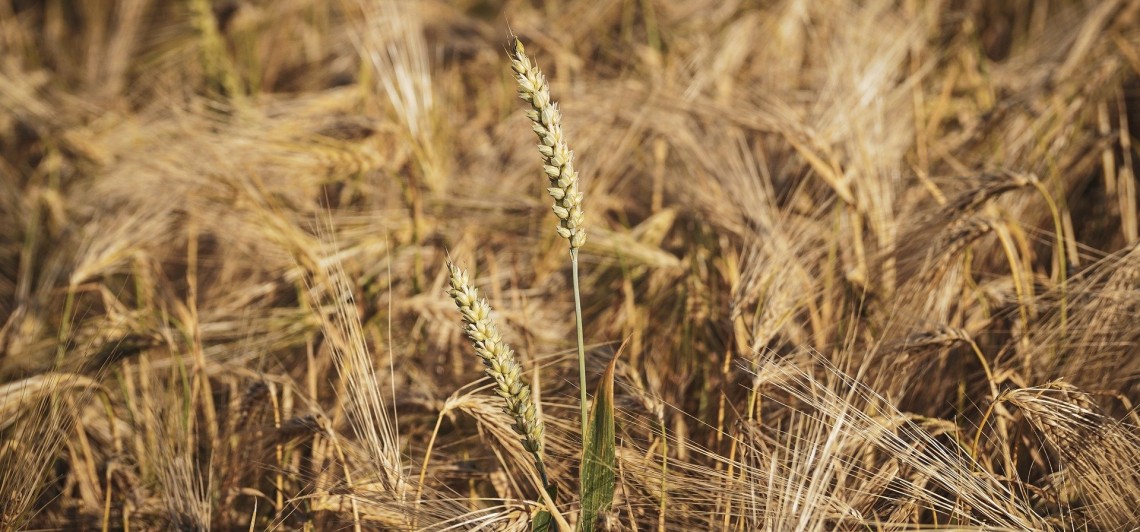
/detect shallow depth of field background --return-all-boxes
[2,0,1140,530]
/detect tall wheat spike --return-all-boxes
[508,36,591,438]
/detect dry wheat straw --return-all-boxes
[1006,382,1140,530]
[446,262,548,479]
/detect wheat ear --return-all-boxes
[509,37,590,439]
[509,38,586,250]
[446,261,548,480]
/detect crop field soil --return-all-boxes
[3,0,1140,530]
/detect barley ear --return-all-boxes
[509,38,586,250]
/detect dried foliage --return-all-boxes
[2,0,1140,530]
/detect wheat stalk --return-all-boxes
[446,261,549,484]
[509,37,591,440]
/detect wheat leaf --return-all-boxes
[578,351,619,531]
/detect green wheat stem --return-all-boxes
[572,248,587,437]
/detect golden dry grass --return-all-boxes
[2,0,1140,530]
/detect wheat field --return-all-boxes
[2,0,1140,530]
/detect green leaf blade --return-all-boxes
[533,481,559,532]
[533,510,554,532]
[578,353,618,531]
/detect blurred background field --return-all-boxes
[2,0,1140,529]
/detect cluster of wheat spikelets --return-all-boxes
[1,1,1139,530]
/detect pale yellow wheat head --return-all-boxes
[446,261,545,455]
[509,38,586,250]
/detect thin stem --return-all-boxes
[571,249,588,438]
[1030,179,1067,335]
[658,417,668,532]
[534,455,551,491]
[414,407,448,522]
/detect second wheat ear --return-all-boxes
[446,261,549,483]
[508,37,590,438]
